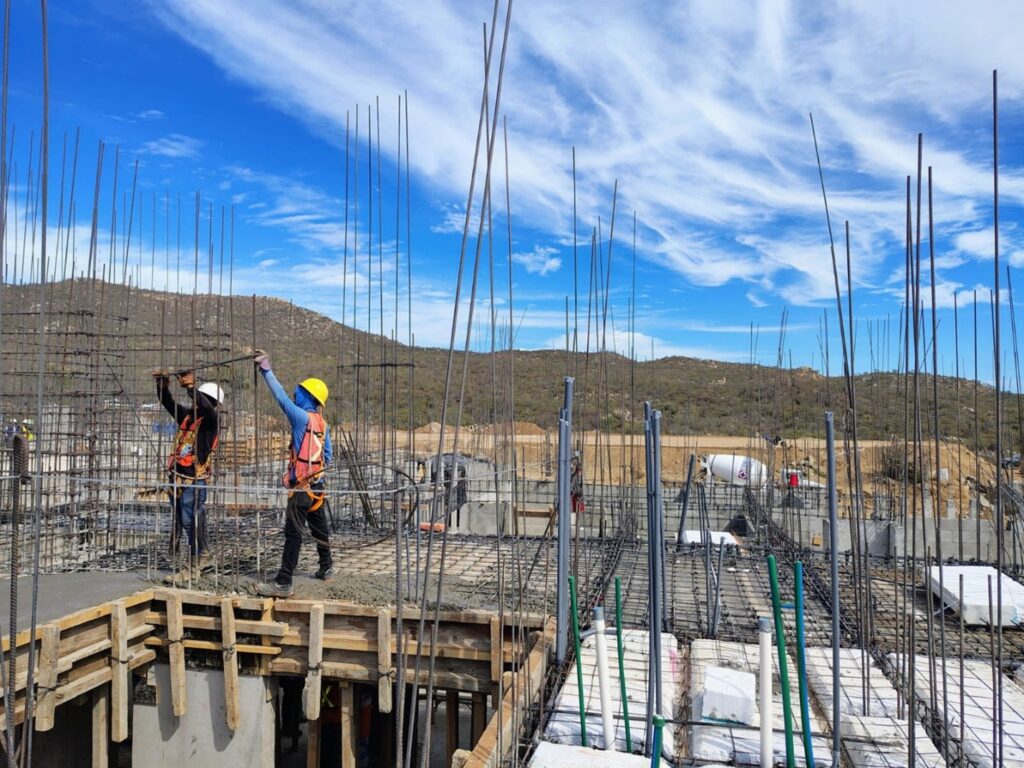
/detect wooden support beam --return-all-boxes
[92,686,108,768]
[110,600,129,742]
[340,683,356,768]
[303,604,324,721]
[166,592,187,717]
[220,597,240,732]
[470,692,487,745]
[489,617,501,683]
[34,622,60,731]
[144,611,288,637]
[307,716,321,768]
[446,689,460,763]
[258,598,274,676]
[463,618,554,768]
[377,608,393,714]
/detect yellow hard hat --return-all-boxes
[299,377,329,406]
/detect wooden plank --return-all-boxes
[142,637,280,655]
[446,689,460,763]
[110,600,129,743]
[258,598,273,676]
[377,608,393,714]
[463,618,555,768]
[34,623,60,731]
[166,592,187,717]
[145,611,289,637]
[489,617,501,683]
[340,683,356,768]
[307,716,321,768]
[153,588,266,611]
[470,692,487,745]
[303,604,324,721]
[92,686,108,768]
[220,598,240,732]
[1,590,154,654]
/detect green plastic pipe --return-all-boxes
[568,575,588,747]
[650,714,665,767]
[794,561,815,768]
[615,576,632,752]
[767,554,796,768]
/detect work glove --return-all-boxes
[253,349,271,372]
[177,371,195,389]
[152,369,170,385]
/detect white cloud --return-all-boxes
[140,133,204,159]
[147,0,1024,304]
[512,245,561,276]
[136,109,166,120]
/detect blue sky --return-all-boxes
[6,0,1024,383]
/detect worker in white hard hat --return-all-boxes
[152,368,225,578]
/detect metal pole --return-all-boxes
[759,617,773,768]
[675,452,697,548]
[643,403,655,756]
[614,576,632,753]
[652,410,667,631]
[555,376,574,665]
[825,411,841,764]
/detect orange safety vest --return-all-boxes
[168,415,217,480]
[283,412,326,489]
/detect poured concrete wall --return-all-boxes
[133,664,276,767]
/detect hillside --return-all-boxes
[1,279,1017,449]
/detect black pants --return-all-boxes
[276,486,332,586]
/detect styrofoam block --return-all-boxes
[529,742,651,767]
[927,565,1024,627]
[545,629,679,756]
[890,653,1024,768]
[700,666,756,725]
[688,640,832,767]
[682,530,739,546]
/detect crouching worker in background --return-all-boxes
[253,349,334,597]
[153,368,224,580]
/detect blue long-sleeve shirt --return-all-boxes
[260,368,332,467]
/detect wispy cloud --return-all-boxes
[140,133,203,158]
[143,0,1024,366]
[136,109,166,120]
[512,245,561,276]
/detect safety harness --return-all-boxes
[284,412,327,511]
[168,414,217,485]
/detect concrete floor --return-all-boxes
[0,570,150,631]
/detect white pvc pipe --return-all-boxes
[759,617,773,768]
[593,606,616,751]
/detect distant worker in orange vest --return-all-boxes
[252,349,333,597]
[152,368,224,578]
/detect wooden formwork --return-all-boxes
[0,588,554,767]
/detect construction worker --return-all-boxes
[253,349,333,597]
[153,368,224,577]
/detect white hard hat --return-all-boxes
[197,382,225,405]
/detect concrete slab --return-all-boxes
[0,571,149,630]
[134,663,277,767]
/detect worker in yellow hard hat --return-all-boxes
[252,349,333,597]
